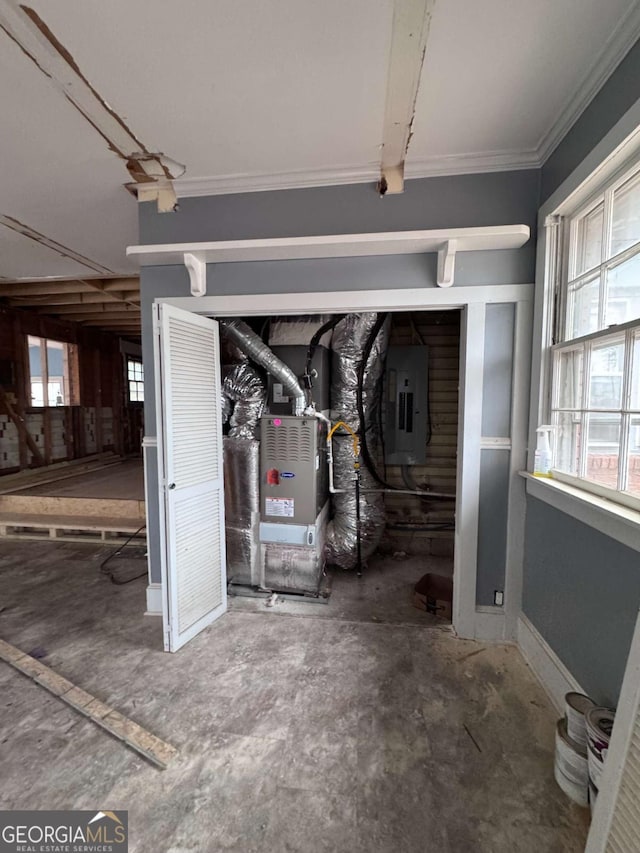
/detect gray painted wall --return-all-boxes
[476,450,510,606]
[475,303,515,606]
[523,497,640,706]
[481,304,514,438]
[525,36,640,706]
[139,170,538,587]
[140,170,539,248]
[541,37,640,203]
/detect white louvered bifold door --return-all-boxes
[586,609,640,853]
[157,304,226,652]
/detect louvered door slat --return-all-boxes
[158,304,227,652]
[605,723,640,852]
[587,610,640,853]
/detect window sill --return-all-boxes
[520,472,640,553]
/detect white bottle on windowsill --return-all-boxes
[533,426,554,478]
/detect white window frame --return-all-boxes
[545,153,640,512]
[550,320,640,512]
[126,356,144,403]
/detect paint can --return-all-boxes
[554,718,589,806]
[565,692,596,747]
[585,707,615,791]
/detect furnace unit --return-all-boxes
[259,415,328,546]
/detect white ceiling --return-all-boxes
[1,0,639,281]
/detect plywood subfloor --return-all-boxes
[12,458,144,501]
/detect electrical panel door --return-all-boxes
[384,346,429,465]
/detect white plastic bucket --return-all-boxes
[585,708,615,790]
[555,718,589,807]
[565,692,595,747]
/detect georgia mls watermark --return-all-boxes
[0,811,128,853]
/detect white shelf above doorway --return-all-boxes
[127,224,530,292]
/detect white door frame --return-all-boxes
[151,282,533,641]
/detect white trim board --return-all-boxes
[151,285,532,643]
[518,613,585,714]
[127,225,530,267]
[145,582,162,616]
[474,607,507,643]
[161,284,534,319]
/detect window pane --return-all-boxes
[568,275,600,338]
[46,340,65,405]
[611,174,640,257]
[586,413,621,488]
[555,412,582,475]
[575,203,604,275]
[606,253,640,327]
[589,337,624,409]
[556,348,584,409]
[627,416,640,497]
[27,336,43,406]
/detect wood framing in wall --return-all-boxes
[0,303,140,474]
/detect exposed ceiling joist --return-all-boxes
[8,291,140,306]
[72,312,140,322]
[379,0,434,195]
[84,322,141,332]
[100,279,139,292]
[0,276,140,316]
[35,303,139,316]
[0,281,99,297]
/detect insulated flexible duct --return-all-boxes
[326,313,390,569]
[220,319,307,415]
[222,362,266,439]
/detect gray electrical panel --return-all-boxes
[384,346,429,465]
[259,415,328,525]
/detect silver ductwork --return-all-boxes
[326,313,390,570]
[222,362,266,440]
[223,437,261,586]
[221,319,307,415]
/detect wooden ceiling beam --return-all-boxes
[0,281,96,296]
[77,317,141,325]
[37,303,140,316]
[8,291,140,306]
[101,278,140,292]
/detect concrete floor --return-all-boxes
[232,553,452,627]
[0,541,589,852]
[12,458,145,501]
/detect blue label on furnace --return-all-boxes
[280,472,295,478]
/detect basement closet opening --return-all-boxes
[215,309,460,626]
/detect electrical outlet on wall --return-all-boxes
[494,590,504,607]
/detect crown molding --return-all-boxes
[172,149,541,200]
[405,149,541,177]
[173,164,379,198]
[537,0,640,164]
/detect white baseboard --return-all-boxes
[474,607,507,642]
[517,613,584,713]
[145,582,162,616]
